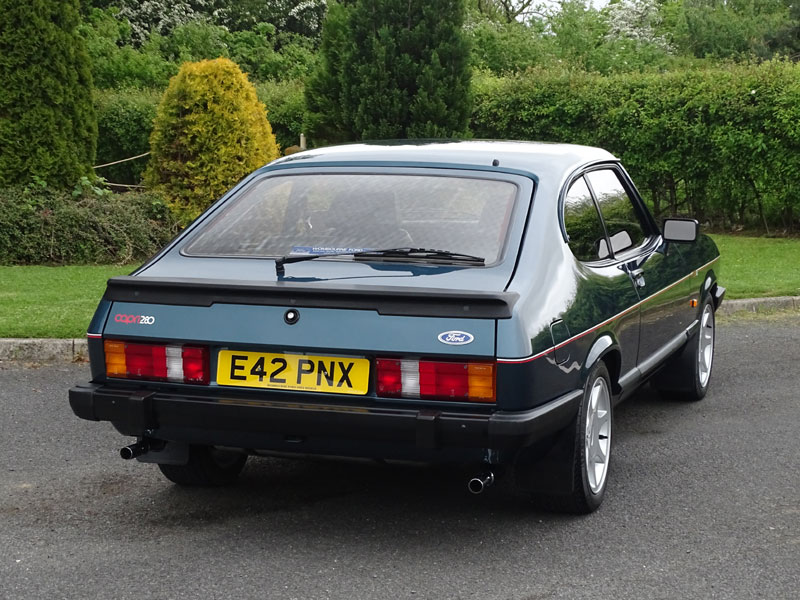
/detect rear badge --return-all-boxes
[437,331,474,346]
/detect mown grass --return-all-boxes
[0,234,797,338]
[709,234,800,299]
[0,265,135,338]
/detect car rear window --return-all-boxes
[183,173,518,265]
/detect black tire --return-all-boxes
[158,445,247,486]
[653,298,715,402]
[527,362,613,514]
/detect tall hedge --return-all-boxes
[0,0,97,187]
[145,58,280,223]
[305,0,472,143]
[95,88,161,185]
[472,62,800,231]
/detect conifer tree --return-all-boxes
[145,58,279,224]
[306,0,471,143]
[0,0,97,186]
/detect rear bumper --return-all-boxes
[69,383,581,460]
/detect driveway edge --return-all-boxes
[0,338,88,363]
[716,295,800,316]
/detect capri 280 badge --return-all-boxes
[114,313,156,325]
[437,331,474,345]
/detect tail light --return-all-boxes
[104,340,210,385]
[376,358,495,403]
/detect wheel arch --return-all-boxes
[583,333,622,394]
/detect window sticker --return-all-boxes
[289,246,373,255]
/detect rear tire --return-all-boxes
[653,298,715,402]
[529,362,613,514]
[158,445,247,486]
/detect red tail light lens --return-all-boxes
[181,346,209,384]
[375,358,402,396]
[376,358,495,403]
[104,340,209,385]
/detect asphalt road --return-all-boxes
[1,314,798,600]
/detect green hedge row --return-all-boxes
[472,61,800,231]
[0,186,178,264]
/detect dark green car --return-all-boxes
[69,141,723,513]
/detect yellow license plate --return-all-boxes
[216,350,370,395]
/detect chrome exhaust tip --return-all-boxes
[120,441,149,460]
[467,472,495,495]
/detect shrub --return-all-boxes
[0,0,97,187]
[0,186,178,265]
[145,58,280,223]
[94,88,162,185]
[471,62,800,231]
[255,79,306,151]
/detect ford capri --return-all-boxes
[69,141,723,513]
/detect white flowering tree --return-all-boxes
[116,0,327,45]
[604,0,672,52]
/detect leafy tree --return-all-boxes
[0,0,97,187]
[116,0,211,46]
[145,58,280,223]
[306,0,472,143]
[467,16,547,74]
[78,8,176,88]
[211,0,328,38]
[665,0,793,59]
[469,0,541,24]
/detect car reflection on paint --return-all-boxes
[69,141,723,513]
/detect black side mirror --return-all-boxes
[663,218,698,243]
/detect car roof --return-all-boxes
[266,140,617,181]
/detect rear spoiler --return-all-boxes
[104,276,519,319]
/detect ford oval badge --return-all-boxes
[437,331,474,346]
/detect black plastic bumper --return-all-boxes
[69,383,582,456]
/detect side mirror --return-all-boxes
[663,218,698,243]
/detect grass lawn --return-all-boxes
[0,234,798,338]
[0,265,135,338]
[709,234,800,299]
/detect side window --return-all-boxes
[585,169,647,255]
[563,176,609,262]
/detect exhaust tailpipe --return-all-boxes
[467,471,495,495]
[120,440,149,460]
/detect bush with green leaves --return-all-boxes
[94,88,161,185]
[145,58,280,223]
[472,61,800,231]
[0,185,178,265]
[0,0,97,187]
[255,79,306,151]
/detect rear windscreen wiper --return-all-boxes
[275,247,485,276]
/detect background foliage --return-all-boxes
[0,0,97,187]
[0,185,177,264]
[305,0,472,142]
[94,88,161,185]
[472,61,800,231]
